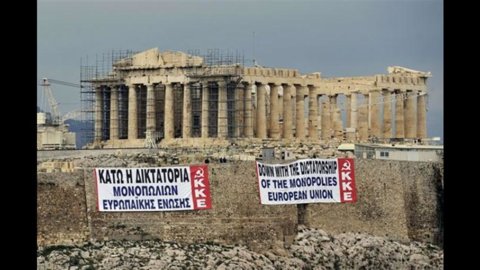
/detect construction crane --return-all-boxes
[38,77,82,150]
[40,78,61,125]
[39,78,82,125]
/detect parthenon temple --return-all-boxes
[85,48,431,148]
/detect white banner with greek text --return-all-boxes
[95,165,211,212]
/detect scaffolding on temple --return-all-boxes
[188,48,245,66]
[80,50,135,148]
[80,48,249,148]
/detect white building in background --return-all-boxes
[354,143,443,162]
[37,112,76,150]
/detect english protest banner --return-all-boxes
[256,158,356,205]
[95,165,211,212]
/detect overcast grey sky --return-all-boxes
[38,0,443,139]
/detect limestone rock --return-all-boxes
[38,228,443,269]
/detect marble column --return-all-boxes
[270,84,280,139]
[295,85,306,139]
[95,86,103,142]
[278,87,284,136]
[329,94,338,138]
[334,108,343,139]
[417,91,427,139]
[404,90,417,139]
[217,81,228,138]
[346,94,351,128]
[308,86,318,139]
[395,91,405,138]
[282,84,293,140]
[182,83,191,138]
[164,83,174,140]
[383,90,392,139]
[146,84,156,137]
[329,94,337,130]
[127,84,137,140]
[244,83,253,138]
[110,85,119,140]
[321,101,331,140]
[235,84,244,137]
[201,82,209,138]
[358,94,369,141]
[350,92,358,130]
[256,83,267,139]
[370,90,381,138]
[317,95,322,137]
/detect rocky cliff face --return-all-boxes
[37,227,443,270]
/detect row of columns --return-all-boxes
[95,81,249,142]
[255,83,321,140]
[348,89,427,141]
[94,82,427,143]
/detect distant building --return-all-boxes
[261,147,275,161]
[354,143,443,162]
[338,143,355,152]
[281,149,294,160]
[37,112,76,150]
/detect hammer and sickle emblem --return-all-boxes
[195,168,204,177]
[342,160,351,171]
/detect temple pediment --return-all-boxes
[387,66,431,77]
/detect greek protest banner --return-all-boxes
[95,165,211,212]
[256,158,356,205]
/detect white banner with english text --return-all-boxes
[256,158,356,205]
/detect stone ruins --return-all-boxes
[87,48,430,148]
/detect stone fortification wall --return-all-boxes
[83,162,297,249]
[37,158,443,248]
[306,160,443,246]
[37,171,89,246]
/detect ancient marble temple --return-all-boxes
[87,48,430,148]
